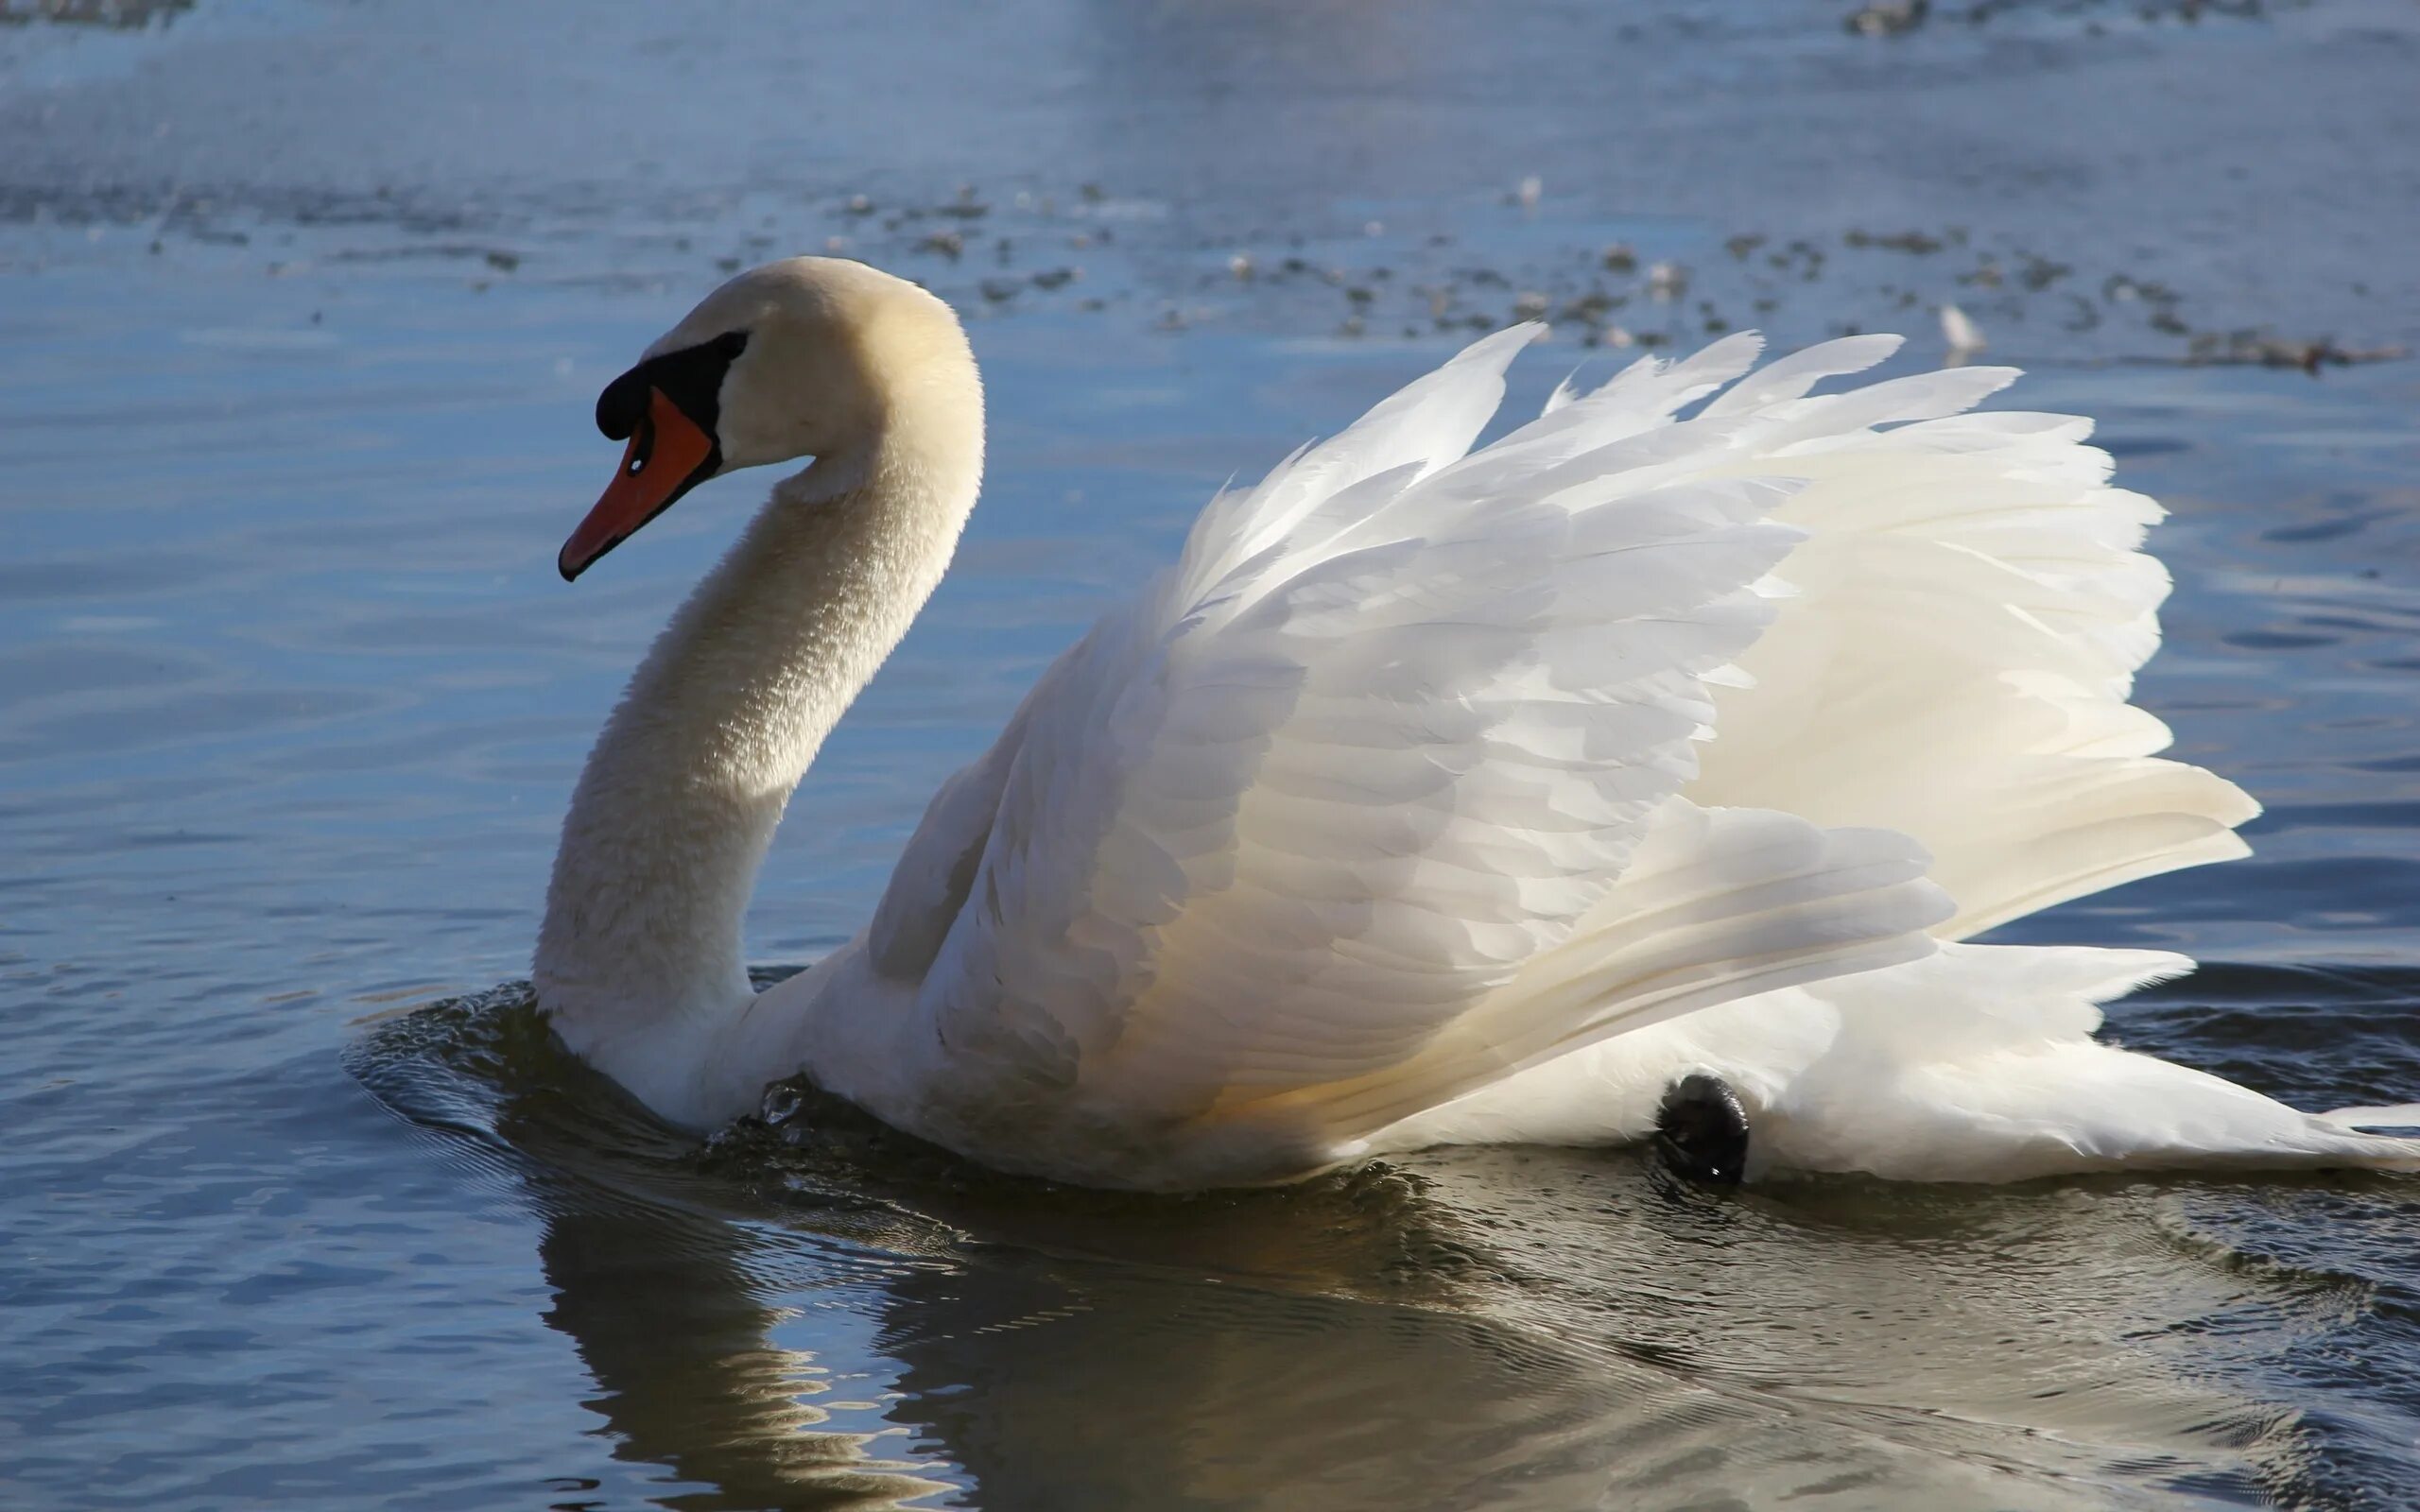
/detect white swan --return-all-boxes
[532,257,2419,1191]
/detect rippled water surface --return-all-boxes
[7,3,2420,1507]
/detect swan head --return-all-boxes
[561,257,976,580]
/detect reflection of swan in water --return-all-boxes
[354,994,2376,1510]
[532,256,2417,1191]
[535,1207,946,1509]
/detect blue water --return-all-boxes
[6,2,2419,1507]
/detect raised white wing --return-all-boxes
[1351,341,2308,1182]
[1683,336,2257,936]
[864,330,1954,1186]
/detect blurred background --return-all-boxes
[4,3,2419,1508]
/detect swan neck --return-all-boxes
[535,410,981,1122]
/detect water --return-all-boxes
[5,1,2419,1506]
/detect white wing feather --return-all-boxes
[1685,353,2258,935]
[823,328,2407,1189]
[862,328,1954,1186]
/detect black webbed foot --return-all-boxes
[1653,1074,1751,1188]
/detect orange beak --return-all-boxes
[559,387,718,580]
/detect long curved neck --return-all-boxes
[535,409,982,1122]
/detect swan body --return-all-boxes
[535,257,2420,1191]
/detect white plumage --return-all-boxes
[535,258,2420,1192]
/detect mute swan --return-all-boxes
[534,257,2419,1191]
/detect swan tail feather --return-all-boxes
[2318,1104,2420,1135]
[1374,944,2420,1179]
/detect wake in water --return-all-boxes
[353,962,2420,1511]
